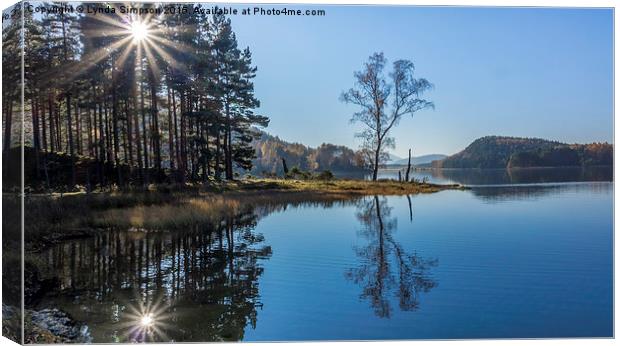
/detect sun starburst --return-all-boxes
[117,293,172,342]
[129,20,150,43]
[40,4,188,86]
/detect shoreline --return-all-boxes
[15,179,467,253]
[17,178,468,198]
[199,178,468,196]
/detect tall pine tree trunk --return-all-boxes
[76,101,82,155]
[111,83,123,187]
[133,86,143,182]
[205,121,210,177]
[180,93,187,183]
[200,122,206,182]
[66,93,76,187]
[214,125,222,180]
[166,85,175,171]
[98,99,105,187]
[41,97,48,152]
[140,78,149,185]
[125,99,133,167]
[171,88,181,181]
[150,74,161,176]
[47,93,55,152]
[61,14,75,187]
[75,100,84,155]
[31,98,41,177]
[31,98,41,151]
[103,102,110,162]
[86,107,92,157]
[225,102,233,180]
[55,104,61,151]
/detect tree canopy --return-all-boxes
[2,2,269,190]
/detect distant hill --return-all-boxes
[385,153,404,165]
[250,132,365,175]
[390,154,447,166]
[433,136,613,169]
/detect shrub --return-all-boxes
[286,166,311,180]
[316,170,334,180]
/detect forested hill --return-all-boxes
[433,136,613,169]
[250,132,365,175]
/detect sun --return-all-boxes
[130,21,149,43]
[140,313,154,327]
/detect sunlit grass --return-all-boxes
[20,178,463,249]
[92,196,243,230]
[229,178,462,195]
[54,179,456,231]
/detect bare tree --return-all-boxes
[345,196,437,317]
[341,52,434,181]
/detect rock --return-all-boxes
[2,304,21,343]
[30,308,92,343]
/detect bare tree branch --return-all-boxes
[340,53,434,181]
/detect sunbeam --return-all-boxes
[39,10,190,89]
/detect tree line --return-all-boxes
[2,2,268,190]
[250,131,367,176]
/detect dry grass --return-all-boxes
[91,191,364,230]
[203,178,465,196]
[21,178,464,249]
[93,196,243,230]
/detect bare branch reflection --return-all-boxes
[346,196,437,318]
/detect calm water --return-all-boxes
[338,166,613,185]
[34,169,613,342]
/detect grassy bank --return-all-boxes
[17,178,465,251]
[27,177,466,196]
[205,178,465,195]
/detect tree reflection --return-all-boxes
[39,209,271,342]
[346,196,437,318]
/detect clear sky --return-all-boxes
[226,5,613,157]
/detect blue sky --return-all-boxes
[229,5,612,156]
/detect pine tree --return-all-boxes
[5,3,269,189]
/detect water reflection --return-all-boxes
[120,295,170,342]
[471,182,613,202]
[31,177,611,341]
[346,196,437,318]
[436,166,612,185]
[38,211,272,342]
[2,194,22,343]
[336,166,612,186]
